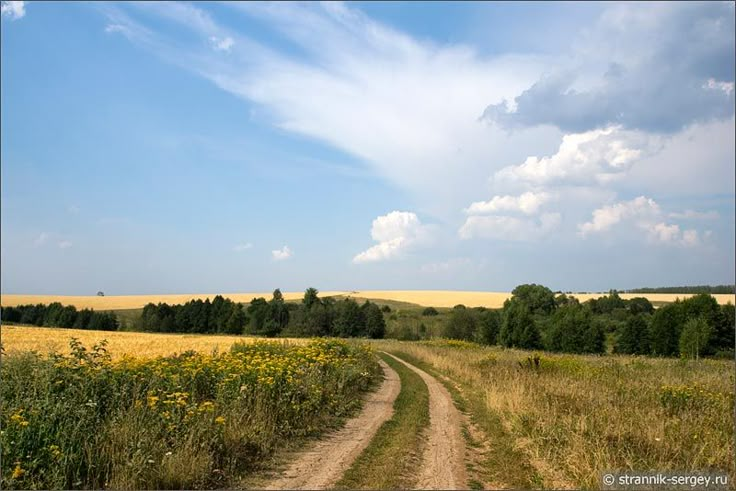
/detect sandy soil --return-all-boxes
[262,358,401,490]
[384,352,467,490]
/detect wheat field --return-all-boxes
[1,290,733,310]
[0,325,307,358]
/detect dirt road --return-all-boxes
[263,358,401,490]
[384,352,467,490]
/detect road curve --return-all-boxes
[263,358,401,490]
[383,352,467,490]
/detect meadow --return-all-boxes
[0,335,380,489]
[378,339,735,489]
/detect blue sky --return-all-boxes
[1,1,734,295]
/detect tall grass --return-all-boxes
[378,339,734,489]
[1,338,380,489]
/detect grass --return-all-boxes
[0,338,381,489]
[0,325,310,359]
[374,339,735,489]
[385,348,540,489]
[335,352,430,490]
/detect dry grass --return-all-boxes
[0,325,308,359]
[4,291,731,310]
[375,339,734,489]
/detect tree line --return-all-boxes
[136,288,385,339]
[1,303,119,331]
[435,284,734,358]
[625,285,735,294]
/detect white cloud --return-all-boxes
[668,210,719,220]
[233,242,253,252]
[68,204,80,214]
[1,1,25,20]
[58,240,73,249]
[578,196,659,235]
[105,24,128,34]
[578,196,701,247]
[210,36,234,52]
[33,232,48,247]
[271,245,292,261]
[704,78,734,96]
[353,211,432,263]
[494,126,658,187]
[459,212,561,241]
[465,191,551,216]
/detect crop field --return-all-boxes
[2,326,733,490]
[2,290,733,310]
[0,335,380,489]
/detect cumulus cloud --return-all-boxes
[483,2,735,133]
[210,36,234,52]
[493,126,658,187]
[1,1,25,20]
[353,211,432,263]
[459,213,561,241]
[233,242,253,252]
[271,245,292,261]
[578,196,701,247]
[465,191,551,216]
[578,196,660,235]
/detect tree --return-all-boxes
[615,315,650,355]
[547,303,604,354]
[444,308,477,341]
[332,299,365,337]
[362,301,386,339]
[477,309,501,345]
[627,297,654,315]
[511,284,556,315]
[500,298,541,349]
[679,317,712,360]
[422,307,439,316]
[246,297,270,334]
[648,303,684,356]
[303,288,320,310]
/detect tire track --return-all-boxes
[262,358,401,490]
[383,352,467,490]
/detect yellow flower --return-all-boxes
[12,463,25,479]
[215,416,226,425]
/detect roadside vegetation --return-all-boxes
[379,339,734,489]
[0,338,380,489]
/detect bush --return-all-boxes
[422,307,439,316]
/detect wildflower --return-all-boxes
[215,416,226,425]
[12,463,25,479]
[147,395,159,408]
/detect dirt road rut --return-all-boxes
[263,358,401,490]
[384,352,467,490]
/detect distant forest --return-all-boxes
[624,285,735,294]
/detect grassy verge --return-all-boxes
[335,352,430,489]
[388,349,539,489]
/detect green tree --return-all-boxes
[547,303,604,354]
[362,301,386,339]
[444,308,477,341]
[679,317,712,360]
[477,309,501,345]
[649,303,684,356]
[303,287,320,310]
[511,284,556,315]
[500,298,541,349]
[615,315,650,355]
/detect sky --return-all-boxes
[1,1,734,295]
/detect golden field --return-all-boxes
[1,290,733,310]
[0,325,307,358]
